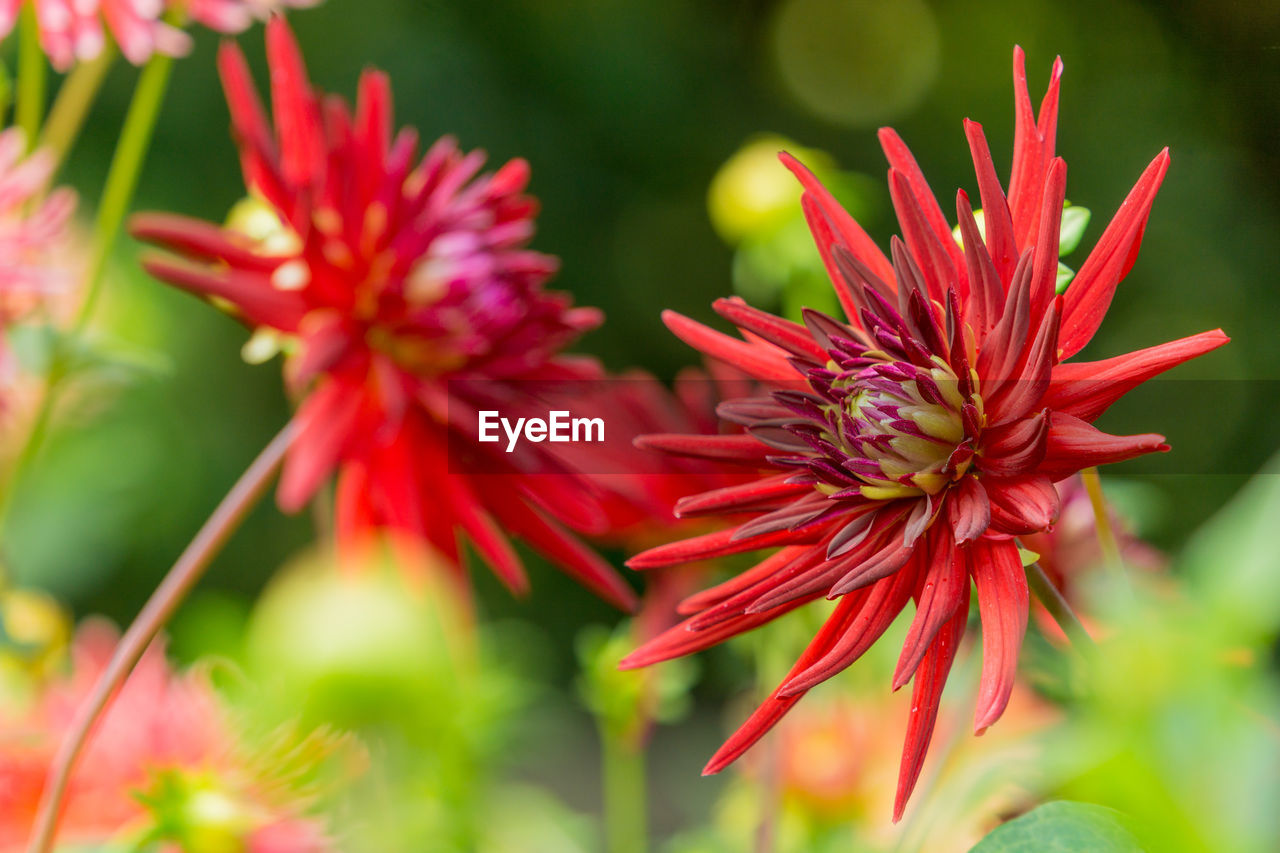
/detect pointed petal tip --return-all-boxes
[778,149,817,182]
[216,35,247,63]
[128,212,161,240]
[606,584,640,614]
[275,490,306,515]
[702,736,749,776]
[616,651,644,671]
[265,11,294,38]
[890,647,917,691]
[774,680,803,699]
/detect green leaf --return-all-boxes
[1058,205,1092,256]
[968,802,1146,852]
[1056,261,1076,293]
[1181,449,1280,639]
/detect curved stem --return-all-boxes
[1025,561,1095,653]
[15,5,46,147]
[40,45,117,168]
[24,421,295,853]
[74,51,174,331]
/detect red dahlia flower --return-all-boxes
[621,48,1228,818]
[131,18,635,610]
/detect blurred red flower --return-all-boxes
[583,364,761,636]
[133,18,636,609]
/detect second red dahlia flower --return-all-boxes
[622,48,1228,818]
[132,18,636,609]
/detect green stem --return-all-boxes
[39,44,117,168]
[1026,561,1096,653]
[0,61,13,126]
[602,728,648,853]
[24,421,295,853]
[74,51,174,331]
[0,374,59,542]
[1080,467,1126,576]
[15,5,46,147]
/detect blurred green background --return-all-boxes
[5,0,1280,843]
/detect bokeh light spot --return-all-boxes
[708,135,807,243]
[769,0,941,127]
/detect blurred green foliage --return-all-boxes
[238,556,552,851]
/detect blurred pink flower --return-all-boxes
[0,0,319,70]
[0,620,223,849]
[243,818,336,853]
[0,0,190,69]
[182,0,321,37]
[0,620,338,852]
[0,128,76,400]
